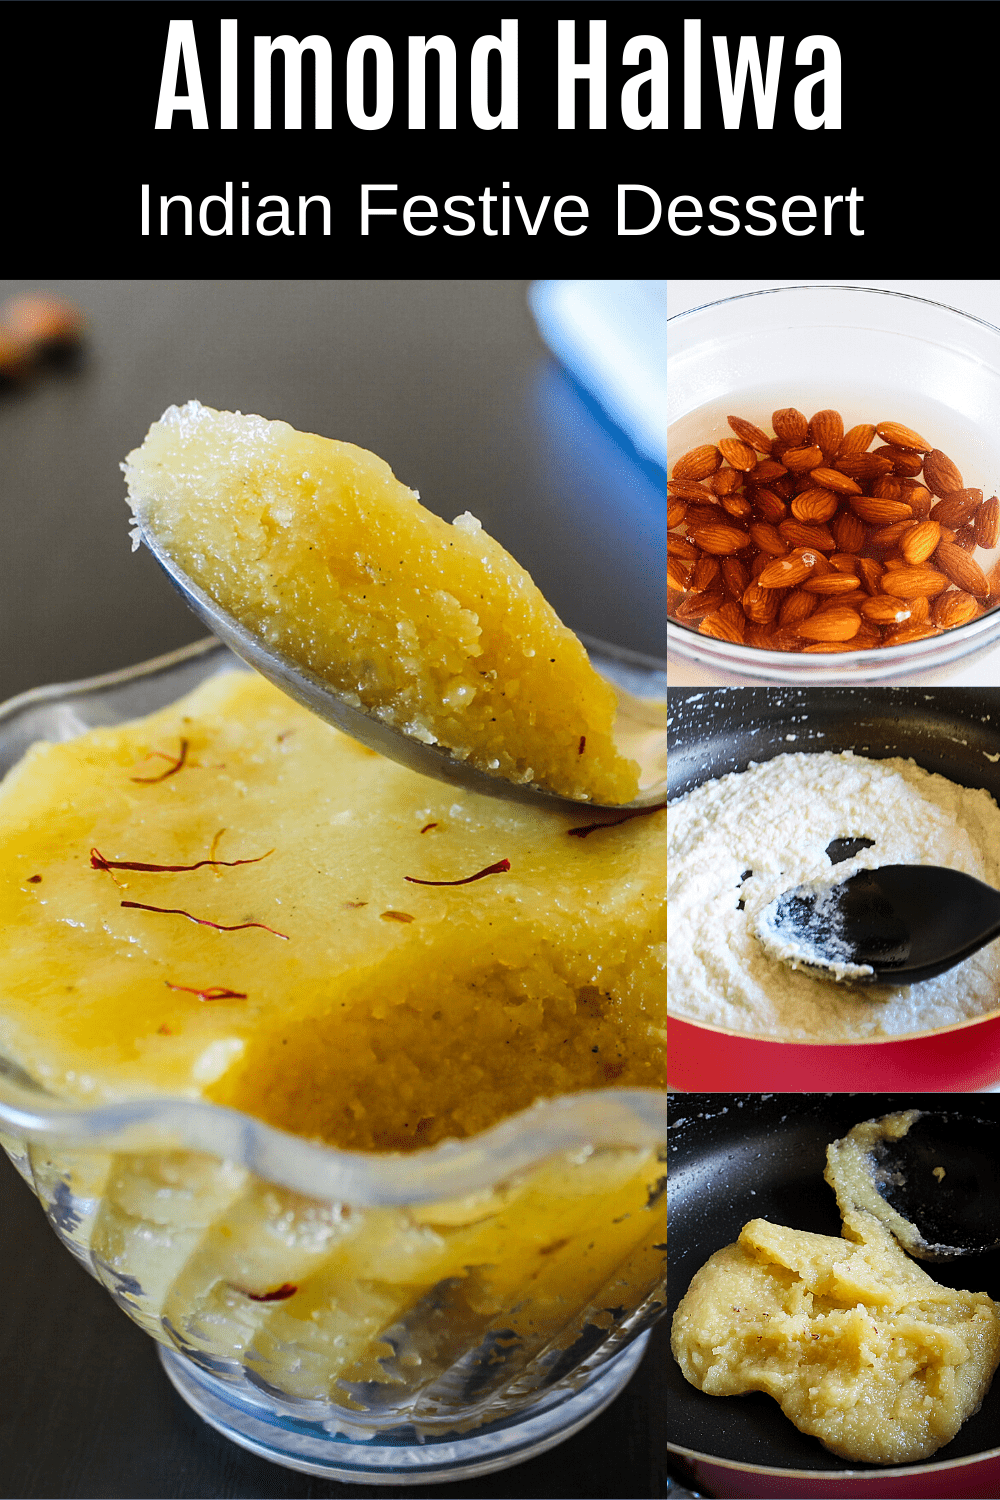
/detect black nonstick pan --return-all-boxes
[667,1094,1000,1498]
[667,688,1000,801]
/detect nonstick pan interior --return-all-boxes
[667,1094,1000,1474]
[667,688,1000,801]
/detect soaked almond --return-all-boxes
[672,445,723,480]
[796,607,861,642]
[772,408,809,444]
[668,408,997,654]
[726,415,773,452]
[900,520,941,566]
[975,496,1000,549]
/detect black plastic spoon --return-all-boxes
[759,864,1000,985]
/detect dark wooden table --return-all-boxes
[0,280,666,1497]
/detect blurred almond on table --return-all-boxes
[2,292,85,351]
[0,326,34,380]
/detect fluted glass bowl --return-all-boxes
[0,640,667,1483]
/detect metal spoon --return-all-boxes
[137,521,668,813]
[759,864,1000,986]
[828,1110,1000,1259]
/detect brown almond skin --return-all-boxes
[975,496,1000,549]
[668,409,994,655]
[801,640,869,653]
[856,557,884,595]
[757,555,815,589]
[923,449,964,498]
[800,573,861,595]
[685,505,723,532]
[902,484,933,519]
[672,445,722,480]
[749,521,788,557]
[832,510,866,552]
[745,624,781,650]
[754,489,788,524]
[720,557,749,597]
[875,421,931,452]
[791,489,838,524]
[935,542,991,597]
[809,466,861,496]
[778,520,836,551]
[699,611,745,644]
[781,444,825,473]
[861,596,913,624]
[933,591,979,629]
[837,423,876,456]
[667,558,693,592]
[930,490,984,529]
[675,589,725,622]
[871,475,903,502]
[753,458,789,482]
[720,492,753,520]
[850,495,914,525]
[709,469,742,496]
[773,408,809,444]
[879,566,950,599]
[901,520,941,566]
[870,520,918,550]
[882,623,943,646]
[835,453,894,483]
[727,416,772,452]
[690,524,751,556]
[667,479,715,501]
[875,445,924,478]
[778,589,817,626]
[809,410,844,454]
[691,557,721,592]
[742,582,780,625]
[796,607,861,641]
[718,437,757,472]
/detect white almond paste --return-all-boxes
[667,751,1000,1041]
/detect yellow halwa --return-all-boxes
[671,1211,1000,1465]
[122,402,639,805]
[0,672,665,1150]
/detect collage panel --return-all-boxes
[0,279,667,1499]
[666,281,1000,1498]
[667,1095,1000,1497]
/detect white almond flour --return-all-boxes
[667,751,1000,1041]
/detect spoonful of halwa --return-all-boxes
[123,402,665,812]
